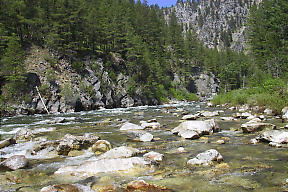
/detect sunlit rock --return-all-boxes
[187,149,223,166]
[120,122,144,131]
[143,151,164,162]
[172,119,219,139]
[98,146,139,159]
[126,130,154,142]
[57,133,99,155]
[0,155,28,170]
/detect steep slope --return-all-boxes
[165,0,262,51]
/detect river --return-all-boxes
[0,102,288,191]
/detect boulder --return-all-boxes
[182,114,199,120]
[140,122,161,129]
[48,117,68,124]
[120,122,144,131]
[12,128,34,142]
[255,130,288,144]
[143,151,164,162]
[0,138,16,149]
[126,130,154,142]
[241,118,276,133]
[57,133,99,155]
[282,107,288,122]
[200,111,220,117]
[187,149,223,166]
[0,155,28,170]
[172,119,219,139]
[234,112,254,119]
[98,146,139,159]
[264,108,274,115]
[220,117,236,121]
[90,140,111,153]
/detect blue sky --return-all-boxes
[146,0,177,7]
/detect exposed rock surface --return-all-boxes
[57,133,99,155]
[172,119,219,139]
[165,0,260,52]
[41,184,92,192]
[98,146,139,159]
[187,149,223,166]
[241,118,276,133]
[282,107,288,122]
[0,155,28,170]
[255,130,288,145]
[126,130,154,142]
[126,180,174,192]
[120,122,144,131]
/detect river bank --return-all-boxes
[1,101,288,191]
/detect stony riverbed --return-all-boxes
[1,102,288,191]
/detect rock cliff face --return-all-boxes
[10,47,219,115]
[165,0,262,52]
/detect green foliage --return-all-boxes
[60,83,78,105]
[212,78,288,114]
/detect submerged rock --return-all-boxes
[187,149,223,166]
[0,155,28,170]
[172,119,219,139]
[54,157,151,177]
[40,184,92,192]
[57,133,99,155]
[125,180,174,192]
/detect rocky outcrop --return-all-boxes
[165,0,260,52]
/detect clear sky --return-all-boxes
[146,0,177,8]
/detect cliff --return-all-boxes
[165,0,262,52]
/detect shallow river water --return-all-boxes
[1,102,288,191]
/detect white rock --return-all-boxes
[120,122,144,131]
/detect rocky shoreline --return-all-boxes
[1,102,288,191]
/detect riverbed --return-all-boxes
[1,102,288,191]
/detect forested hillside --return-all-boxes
[0,0,287,116]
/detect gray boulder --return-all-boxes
[255,130,288,145]
[172,119,219,139]
[0,155,28,170]
[126,130,154,142]
[241,118,276,133]
[90,140,112,153]
[143,151,164,162]
[120,122,144,131]
[98,146,139,159]
[187,149,223,166]
[57,133,99,155]
[12,128,34,142]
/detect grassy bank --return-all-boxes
[212,78,288,115]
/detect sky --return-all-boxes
[146,0,177,8]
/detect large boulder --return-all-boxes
[0,155,28,170]
[172,119,219,139]
[143,151,164,162]
[255,130,288,145]
[241,118,276,133]
[12,128,34,142]
[90,140,112,153]
[187,149,223,166]
[57,133,99,155]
